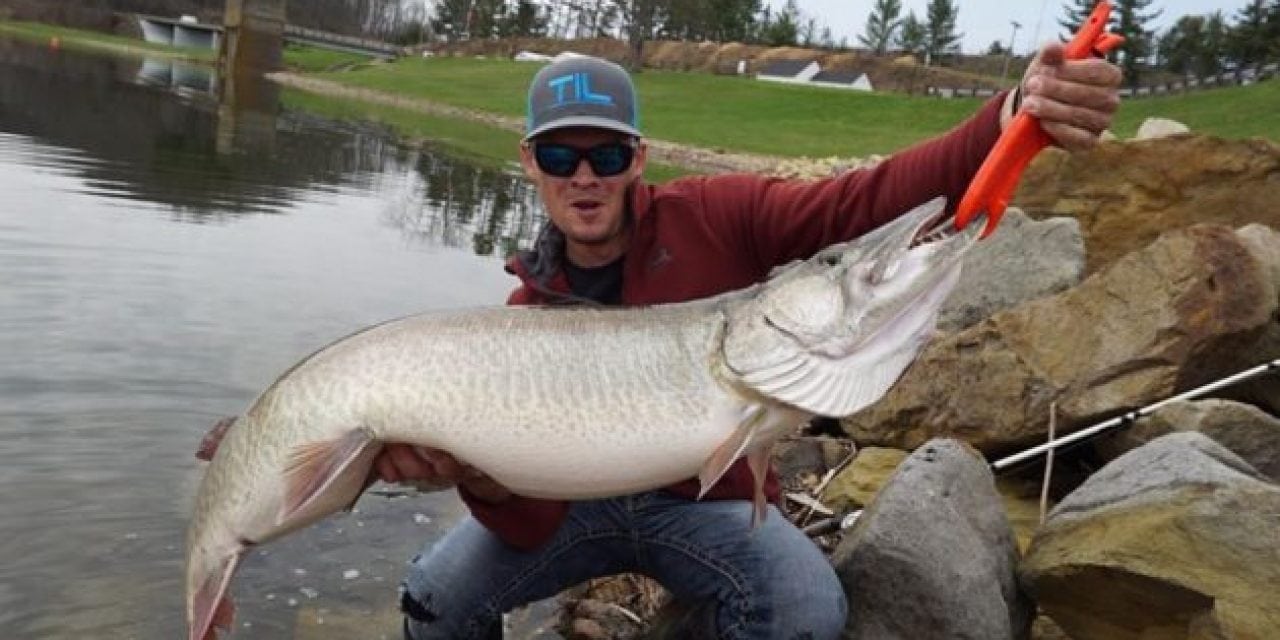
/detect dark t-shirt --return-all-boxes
[563,257,624,305]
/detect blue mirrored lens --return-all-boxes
[534,145,581,177]
[586,144,633,177]
[534,143,634,178]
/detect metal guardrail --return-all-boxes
[135,15,402,59]
[282,24,401,58]
[1117,62,1279,98]
[926,61,1279,100]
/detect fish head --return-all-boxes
[757,197,978,346]
[724,197,984,416]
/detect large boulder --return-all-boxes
[832,439,1032,639]
[843,224,1278,453]
[1221,223,1280,415]
[1014,135,1280,273]
[1020,433,1280,639]
[939,208,1085,333]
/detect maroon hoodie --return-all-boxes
[458,93,1008,550]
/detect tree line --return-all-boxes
[860,0,1280,86]
[420,0,1280,84]
[35,0,1280,85]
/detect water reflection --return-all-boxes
[0,34,546,638]
[137,56,218,94]
[0,38,544,253]
[390,152,543,257]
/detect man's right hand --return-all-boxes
[375,444,513,504]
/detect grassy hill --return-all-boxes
[1110,79,1280,140]
[313,56,985,160]
[316,55,1279,160]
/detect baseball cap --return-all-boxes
[524,55,641,141]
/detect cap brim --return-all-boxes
[524,116,642,141]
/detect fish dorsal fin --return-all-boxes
[280,428,380,528]
[724,262,961,417]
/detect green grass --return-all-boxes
[314,56,1280,157]
[314,57,988,159]
[279,87,687,182]
[1111,79,1280,140]
[0,19,215,62]
[281,43,373,73]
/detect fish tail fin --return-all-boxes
[189,550,241,640]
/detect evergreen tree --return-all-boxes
[502,0,547,38]
[1229,0,1277,64]
[1059,0,1104,36]
[708,0,762,43]
[800,17,818,47]
[896,10,927,58]
[430,0,473,40]
[1114,0,1160,86]
[1159,13,1226,77]
[1270,1,1280,57]
[859,0,903,55]
[761,0,800,46]
[925,0,962,63]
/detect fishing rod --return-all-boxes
[800,358,1280,537]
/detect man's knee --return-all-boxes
[400,584,502,640]
[400,548,502,640]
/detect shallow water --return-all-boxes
[0,37,543,638]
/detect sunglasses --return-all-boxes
[532,142,636,178]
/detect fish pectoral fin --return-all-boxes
[190,550,241,640]
[280,428,381,527]
[746,445,772,529]
[697,405,765,499]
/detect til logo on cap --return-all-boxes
[548,73,613,107]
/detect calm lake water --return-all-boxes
[0,38,548,638]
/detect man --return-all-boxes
[376,49,1121,639]
[197,46,1119,638]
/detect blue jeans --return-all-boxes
[400,491,846,640]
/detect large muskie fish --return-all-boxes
[187,197,983,639]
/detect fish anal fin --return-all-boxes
[697,405,764,499]
[280,428,381,528]
[746,445,772,529]
[190,550,241,640]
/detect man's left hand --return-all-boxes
[1004,41,1122,152]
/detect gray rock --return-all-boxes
[1050,432,1266,522]
[1134,117,1190,140]
[1096,398,1280,482]
[832,439,1032,639]
[1022,432,1280,639]
[940,209,1085,333]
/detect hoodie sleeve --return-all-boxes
[701,92,1006,271]
[457,487,571,551]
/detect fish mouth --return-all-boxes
[909,210,985,249]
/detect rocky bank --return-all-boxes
[548,127,1280,640]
